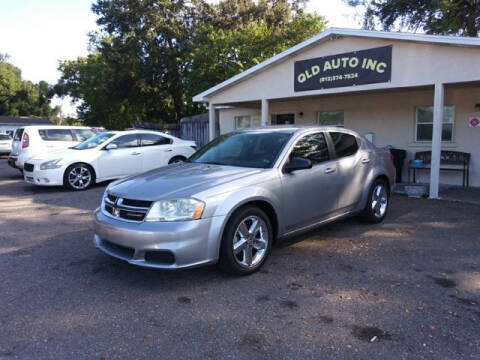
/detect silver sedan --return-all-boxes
[94,126,395,275]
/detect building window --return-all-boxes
[272,113,295,125]
[415,106,454,142]
[317,111,344,127]
[235,115,260,129]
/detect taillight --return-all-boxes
[22,133,29,148]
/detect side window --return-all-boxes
[14,128,24,141]
[330,132,359,158]
[109,134,139,149]
[140,133,172,146]
[38,129,74,141]
[73,129,95,142]
[290,132,330,165]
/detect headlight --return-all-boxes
[40,159,62,170]
[145,198,205,222]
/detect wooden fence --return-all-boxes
[133,113,210,148]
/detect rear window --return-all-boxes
[140,133,172,146]
[330,132,359,158]
[14,128,24,141]
[38,129,74,141]
[0,134,10,140]
[73,129,95,142]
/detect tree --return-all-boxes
[346,0,480,36]
[56,0,326,128]
[0,58,58,120]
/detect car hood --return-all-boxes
[29,148,95,162]
[108,162,264,201]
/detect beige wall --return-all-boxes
[209,36,480,105]
[219,86,480,187]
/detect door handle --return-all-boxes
[361,158,370,164]
[324,167,336,174]
[165,149,173,152]
[131,152,141,155]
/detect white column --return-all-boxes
[429,83,444,199]
[261,99,269,127]
[208,102,215,141]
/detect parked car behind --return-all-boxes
[23,130,196,190]
[8,126,95,171]
[0,134,13,155]
[94,126,395,275]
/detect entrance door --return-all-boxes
[272,113,295,125]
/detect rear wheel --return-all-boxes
[168,156,186,164]
[359,178,389,223]
[218,206,272,275]
[64,163,95,191]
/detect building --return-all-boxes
[193,28,480,197]
[0,116,52,136]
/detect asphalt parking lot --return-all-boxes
[1,158,479,360]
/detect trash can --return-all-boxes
[389,148,406,183]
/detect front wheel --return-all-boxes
[168,156,186,164]
[64,163,95,191]
[218,206,273,275]
[359,178,389,223]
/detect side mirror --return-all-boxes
[105,143,118,150]
[284,157,312,173]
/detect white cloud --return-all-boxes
[306,0,362,29]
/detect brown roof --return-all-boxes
[0,116,52,125]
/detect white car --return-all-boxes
[0,134,13,155]
[8,125,95,171]
[23,130,196,190]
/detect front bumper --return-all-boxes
[0,145,11,154]
[7,156,20,169]
[93,208,226,269]
[23,164,65,186]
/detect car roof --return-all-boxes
[20,125,92,130]
[115,129,177,138]
[234,125,360,137]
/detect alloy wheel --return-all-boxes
[68,165,92,190]
[232,215,269,269]
[371,184,388,218]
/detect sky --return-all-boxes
[0,0,362,116]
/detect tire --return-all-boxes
[359,178,389,223]
[168,156,186,164]
[64,163,95,191]
[218,206,273,275]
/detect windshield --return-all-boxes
[190,131,293,168]
[73,132,115,150]
[0,134,11,140]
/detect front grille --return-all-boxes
[24,163,34,172]
[103,193,152,222]
[102,240,135,259]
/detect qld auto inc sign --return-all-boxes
[294,46,392,91]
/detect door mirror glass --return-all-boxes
[105,143,118,150]
[285,157,312,173]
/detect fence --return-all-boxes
[179,114,209,148]
[133,113,210,148]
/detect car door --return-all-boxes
[139,133,173,171]
[97,134,142,179]
[280,132,340,232]
[327,131,370,210]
